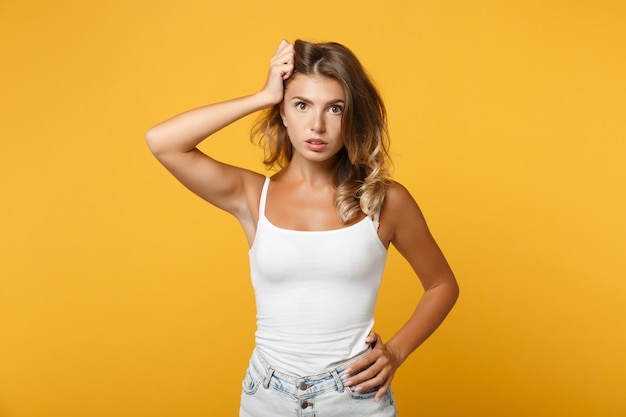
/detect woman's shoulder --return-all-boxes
[382,180,425,224]
[384,180,417,206]
[379,180,434,248]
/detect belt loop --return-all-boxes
[263,368,275,389]
[331,369,344,392]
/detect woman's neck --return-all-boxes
[278,154,337,186]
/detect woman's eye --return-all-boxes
[295,102,308,111]
[329,105,343,114]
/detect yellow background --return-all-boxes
[1,1,625,416]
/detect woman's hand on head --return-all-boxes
[344,331,400,403]
[261,39,295,105]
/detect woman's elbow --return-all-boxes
[447,275,460,306]
[145,127,166,156]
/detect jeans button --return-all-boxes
[301,401,310,409]
[299,382,309,390]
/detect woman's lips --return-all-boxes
[305,138,328,151]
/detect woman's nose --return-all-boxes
[310,111,326,133]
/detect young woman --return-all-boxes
[146,39,459,416]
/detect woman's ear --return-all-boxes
[279,104,287,127]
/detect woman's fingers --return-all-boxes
[365,331,380,345]
[271,40,295,79]
[344,332,398,403]
[261,40,295,103]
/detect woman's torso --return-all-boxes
[248,177,388,376]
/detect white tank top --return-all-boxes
[249,177,388,375]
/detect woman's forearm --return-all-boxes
[145,91,275,156]
[386,279,459,366]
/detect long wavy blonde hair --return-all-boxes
[252,40,391,223]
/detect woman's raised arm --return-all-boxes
[145,40,295,219]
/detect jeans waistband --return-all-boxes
[249,347,371,396]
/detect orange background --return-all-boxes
[1,1,625,416]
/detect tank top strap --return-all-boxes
[258,177,270,218]
[372,210,381,230]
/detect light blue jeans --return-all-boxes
[239,348,398,417]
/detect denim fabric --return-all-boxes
[239,348,398,417]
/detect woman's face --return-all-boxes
[281,74,345,164]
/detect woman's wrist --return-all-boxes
[252,89,282,110]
